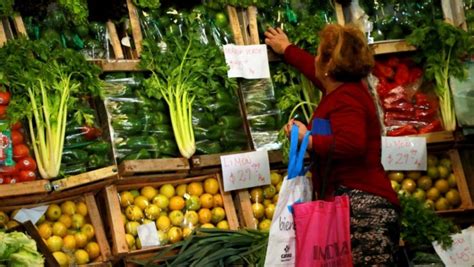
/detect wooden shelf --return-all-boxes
[118,158,190,177]
[370,40,416,55]
[407,130,455,144]
[51,165,118,192]
[0,180,51,199]
[88,59,142,72]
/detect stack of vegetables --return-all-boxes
[369,56,443,136]
[103,73,178,162]
[138,6,248,157]
[0,231,44,267]
[0,38,103,179]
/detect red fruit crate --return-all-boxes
[103,173,239,264]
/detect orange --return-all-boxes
[176,184,187,197]
[435,179,450,194]
[198,208,212,224]
[270,172,282,186]
[169,196,185,211]
[204,178,219,194]
[417,176,432,191]
[435,197,450,211]
[85,241,101,260]
[76,201,88,217]
[187,182,204,196]
[74,232,88,248]
[58,214,72,228]
[401,179,416,193]
[52,222,68,237]
[446,189,461,207]
[38,222,53,239]
[447,173,457,188]
[200,193,214,209]
[53,251,69,267]
[250,188,264,203]
[134,196,150,210]
[74,249,90,265]
[258,219,272,231]
[213,194,223,208]
[426,187,441,201]
[141,186,158,200]
[125,205,144,221]
[62,234,76,251]
[263,185,277,199]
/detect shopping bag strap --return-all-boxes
[288,124,310,179]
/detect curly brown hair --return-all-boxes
[318,24,374,82]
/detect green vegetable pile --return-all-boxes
[204,0,267,9]
[0,0,14,17]
[0,38,102,179]
[135,228,268,267]
[0,231,44,267]
[399,193,458,250]
[133,0,160,10]
[406,20,474,131]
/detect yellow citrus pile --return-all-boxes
[389,153,461,211]
[119,178,229,250]
[248,171,283,231]
[0,200,100,267]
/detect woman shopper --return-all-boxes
[265,24,400,266]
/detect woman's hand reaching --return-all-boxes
[264,27,291,55]
[284,119,313,150]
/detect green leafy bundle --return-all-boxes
[204,0,269,9]
[406,20,474,131]
[133,0,160,10]
[57,0,89,26]
[0,38,102,179]
[0,231,44,267]
[399,193,458,250]
[135,228,269,267]
[0,0,14,17]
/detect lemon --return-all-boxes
[198,208,212,224]
[74,249,90,264]
[53,251,69,267]
[201,223,215,228]
[134,196,150,210]
[144,204,161,220]
[250,188,264,203]
[270,172,282,186]
[157,230,168,245]
[125,221,140,236]
[169,210,184,226]
[74,232,88,248]
[125,233,136,249]
[81,223,95,240]
[252,203,265,219]
[160,184,175,198]
[46,235,63,252]
[187,182,204,196]
[258,219,272,231]
[58,214,72,228]
[38,222,53,239]
[211,207,226,223]
[176,184,187,197]
[63,235,76,251]
[52,222,67,237]
[156,215,171,232]
[213,194,223,207]
[46,204,62,221]
[182,227,193,238]
[264,203,276,219]
[152,194,170,210]
[204,178,219,194]
[168,227,183,244]
[446,189,461,207]
[86,241,101,260]
[185,195,201,211]
[76,201,88,217]
[72,214,85,229]
[200,193,214,209]
[61,201,77,216]
[125,205,144,221]
[435,179,450,194]
[119,191,135,207]
[184,210,199,226]
[216,220,230,230]
[141,186,158,200]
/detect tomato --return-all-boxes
[0,91,10,105]
[11,130,24,145]
[13,144,30,159]
[0,165,17,176]
[0,105,7,119]
[3,177,16,184]
[81,125,102,140]
[19,170,36,182]
[11,121,22,130]
[16,156,37,171]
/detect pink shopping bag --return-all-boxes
[293,195,353,267]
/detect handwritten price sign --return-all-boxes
[381,136,427,171]
[221,150,271,192]
[433,228,474,267]
[223,44,270,79]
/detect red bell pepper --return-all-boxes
[387,125,418,136]
[418,120,443,134]
[373,61,394,79]
[394,63,410,85]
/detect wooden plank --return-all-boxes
[408,131,454,144]
[2,18,13,40]
[21,221,60,267]
[85,193,112,263]
[106,20,124,59]
[226,6,245,45]
[0,180,51,198]
[217,173,239,230]
[104,185,129,256]
[51,166,118,191]
[441,0,466,29]
[119,158,190,176]
[235,190,257,229]
[41,179,112,204]
[449,149,473,208]
[335,3,346,26]
[370,40,416,55]
[247,6,260,45]
[0,20,8,46]
[12,15,27,37]
[126,0,143,56]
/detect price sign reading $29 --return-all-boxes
[381,136,427,171]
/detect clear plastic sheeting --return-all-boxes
[450,61,474,127]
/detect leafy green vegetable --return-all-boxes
[135,228,268,266]
[406,20,474,131]
[0,38,102,178]
[57,0,89,26]
[133,0,160,10]
[0,231,44,267]
[0,0,14,17]
[204,0,267,9]
[399,193,458,250]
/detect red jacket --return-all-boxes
[284,45,399,206]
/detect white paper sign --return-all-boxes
[433,227,474,266]
[13,206,48,225]
[137,222,160,248]
[223,44,271,79]
[381,136,427,171]
[221,150,271,192]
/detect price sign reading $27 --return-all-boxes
[221,150,271,192]
[381,136,427,171]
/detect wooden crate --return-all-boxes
[118,158,190,178]
[234,169,285,229]
[51,166,118,192]
[0,193,112,266]
[442,0,468,30]
[0,15,28,46]
[103,173,239,262]
[0,180,51,199]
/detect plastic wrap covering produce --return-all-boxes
[138,7,248,155]
[117,178,229,250]
[0,89,38,184]
[347,0,443,42]
[368,56,443,136]
[102,74,178,162]
[60,100,112,177]
[241,79,281,151]
[450,60,474,127]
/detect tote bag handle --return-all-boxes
[288,124,310,179]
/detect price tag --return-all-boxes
[137,222,160,248]
[221,150,271,192]
[223,44,271,79]
[381,136,427,171]
[433,227,474,266]
[13,206,48,225]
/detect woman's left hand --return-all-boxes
[285,119,309,140]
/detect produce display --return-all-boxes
[103,74,178,162]
[369,56,443,136]
[0,231,44,266]
[0,199,101,266]
[117,178,231,250]
[388,152,463,211]
[247,171,283,231]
